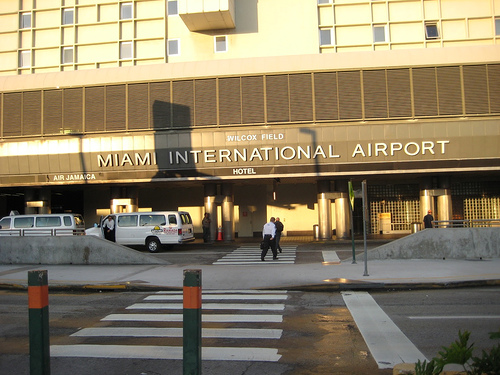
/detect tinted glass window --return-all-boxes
[168,215,177,225]
[63,216,72,226]
[140,215,166,226]
[118,215,138,227]
[14,217,34,228]
[74,215,84,227]
[180,213,192,224]
[36,217,61,227]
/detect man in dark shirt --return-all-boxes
[423,210,434,228]
[275,217,284,253]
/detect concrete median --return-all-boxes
[360,228,500,260]
[0,236,168,265]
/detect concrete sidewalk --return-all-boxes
[1,254,499,291]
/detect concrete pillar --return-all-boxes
[110,187,138,213]
[24,189,36,214]
[437,176,452,226]
[25,188,51,214]
[420,190,434,224]
[39,188,51,214]
[317,180,332,240]
[437,192,452,225]
[419,178,434,224]
[334,180,350,240]
[335,194,350,239]
[204,184,217,242]
[221,184,235,242]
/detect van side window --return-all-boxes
[118,215,138,227]
[140,215,166,226]
[0,217,11,229]
[168,215,177,225]
[63,216,72,226]
[36,216,61,227]
[14,217,34,228]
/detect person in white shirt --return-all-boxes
[102,216,115,242]
[261,217,278,261]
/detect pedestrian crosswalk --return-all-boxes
[50,289,288,363]
[213,244,297,265]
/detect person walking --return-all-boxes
[274,217,284,253]
[102,215,115,242]
[423,210,434,228]
[202,213,211,243]
[261,217,278,261]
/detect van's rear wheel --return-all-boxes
[146,237,161,253]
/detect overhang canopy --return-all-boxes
[179,0,235,31]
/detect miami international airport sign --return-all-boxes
[0,120,499,186]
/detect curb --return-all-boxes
[1,279,499,293]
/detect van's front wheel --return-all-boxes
[146,237,161,253]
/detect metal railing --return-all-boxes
[433,219,500,228]
[0,228,85,236]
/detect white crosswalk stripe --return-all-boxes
[51,289,288,363]
[213,244,297,265]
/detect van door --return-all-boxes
[139,213,170,245]
[116,214,138,245]
[180,212,195,242]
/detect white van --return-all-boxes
[86,211,195,252]
[0,213,85,236]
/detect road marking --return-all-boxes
[322,251,341,264]
[102,313,283,323]
[126,302,285,310]
[156,290,288,294]
[145,294,288,301]
[409,315,500,320]
[72,327,282,339]
[56,289,286,364]
[213,245,297,265]
[50,345,281,362]
[342,291,427,369]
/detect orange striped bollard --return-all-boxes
[183,269,202,375]
[28,270,50,375]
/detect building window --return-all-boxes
[20,12,31,28]
[495,18,500,36]
[63,9,74,25]
[214,36,227,53]
[19,50,31,67]
[62,47,74,64]
[425,23,440,39]
[318,0,332,4]
[167,1,178,16]
[120,41,133,59]
[373,25,387,43]
[167,39,180,56]
[120,2,133,20]
[319,28,333,46]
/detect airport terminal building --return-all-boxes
[0,0,499,240]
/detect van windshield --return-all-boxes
[0,217,11,229]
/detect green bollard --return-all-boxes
[28,270,50,375]
[183,269,202,375]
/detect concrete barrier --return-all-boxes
[0,236,169,265]
[362,228,500,260]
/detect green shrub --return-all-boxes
[414,329,500,375]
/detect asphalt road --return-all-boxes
[1,287,498,375]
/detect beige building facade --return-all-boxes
[0,0,499,240]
